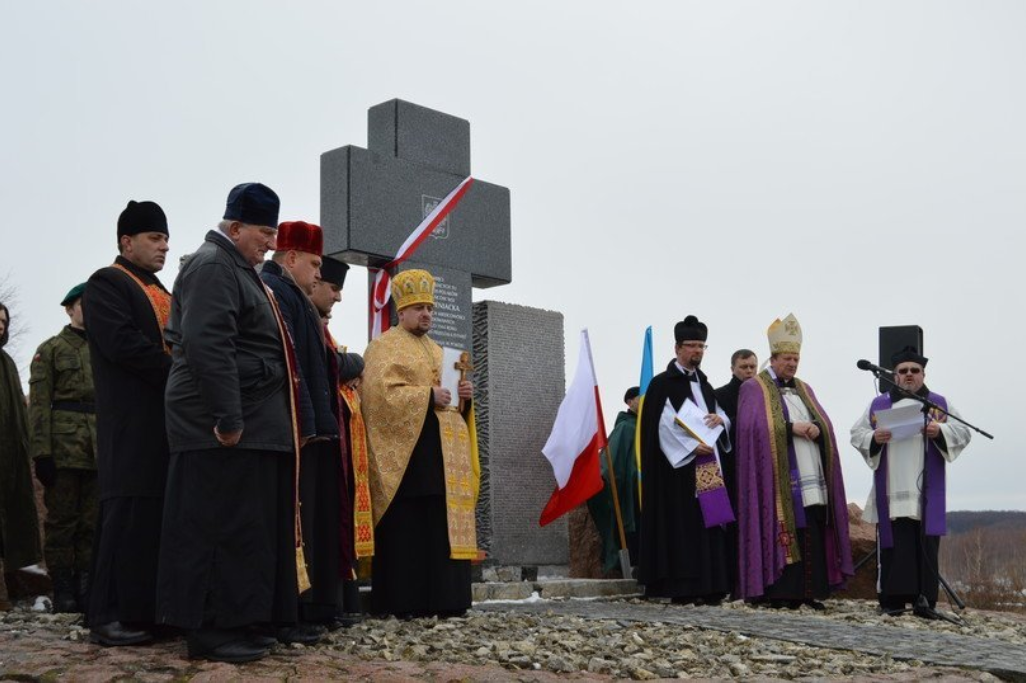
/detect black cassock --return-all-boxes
[714,374,743,597]
[371,401,471,617]
[83,256,171,626]
[637,361,732,601]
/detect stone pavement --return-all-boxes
[478,599,1026,681]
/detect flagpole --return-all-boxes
[584,330,632,580]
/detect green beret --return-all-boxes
[61,283,87,307]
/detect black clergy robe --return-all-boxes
[371,400,471,617]
[714,375,743,596]
[0,345,42,573]
[637,361,732,601]
[82,256,171,626]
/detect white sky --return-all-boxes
[2,2,1022,511]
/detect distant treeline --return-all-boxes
[946,510,1026,535]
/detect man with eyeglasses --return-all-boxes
[850,346,971,616]
[736,314,852,610]
[636,316,734,606]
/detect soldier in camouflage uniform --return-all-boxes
[28,283,98,613]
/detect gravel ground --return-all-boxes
[1,597,1020,680]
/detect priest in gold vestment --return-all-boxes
[360,269,479,617]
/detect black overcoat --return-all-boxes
[260,260,338,439]
[164,231,291,453]
[83,256,171,499]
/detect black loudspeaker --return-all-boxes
[879,325,924,370]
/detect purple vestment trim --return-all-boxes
[694,450,736,527]
[776,392,807,529]
[870,392,948,548]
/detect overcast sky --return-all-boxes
[2,2,1022,511]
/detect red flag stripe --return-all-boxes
[538,430,605,527]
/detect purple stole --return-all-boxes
[695,448,735,527]
[869,392,948,548]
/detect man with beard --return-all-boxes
[736,314,852,609]
[360,269,478,617]
[158,183,297,662]
[0,302,42,606]
[850,346,971,616]
[260,221,350,640]
[83,201,171,645]
[28,284,97,613]
[636,316,734,605]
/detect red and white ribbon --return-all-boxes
[369,176,475,339]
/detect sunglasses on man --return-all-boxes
[897,367,922,375]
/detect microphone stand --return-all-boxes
[866,368,993,625]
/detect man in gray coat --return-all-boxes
[156,183,298,663]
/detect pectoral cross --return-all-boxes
[455,351,474,412]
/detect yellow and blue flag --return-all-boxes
[634,326,654,503]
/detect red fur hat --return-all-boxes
[276,221,323,256]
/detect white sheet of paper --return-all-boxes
[875,403,925,441]
[674,398,724,446]
[440,346,464,408]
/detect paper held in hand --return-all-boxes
[875,403,925,441]
[674,398,724,446]
[440,346,464,408]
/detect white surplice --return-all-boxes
[657,363,731,472]
[850,396,970,523]
[767,368,827,508]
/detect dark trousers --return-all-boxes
[763,505,830,602]
[156,448,297,631]
[43,468,97,574]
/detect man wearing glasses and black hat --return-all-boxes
[850,346,971,616]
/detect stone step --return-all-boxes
[473,578,640,603]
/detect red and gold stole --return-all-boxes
[261,281,311,594]
[112,263,172,354]
[326,329,374,559]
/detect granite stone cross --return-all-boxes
[320,99,512,351]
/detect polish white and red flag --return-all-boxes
[539,329,607,526]
[369,176,474,339]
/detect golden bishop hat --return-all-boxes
[768,313,802,355]
[391,268,435,311]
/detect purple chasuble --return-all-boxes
[735,373,853,600]
[869,392,948,549]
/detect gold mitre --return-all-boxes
[391,268,435,311]
[767,313,802,355]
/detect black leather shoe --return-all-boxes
[334,612,364,628]
[804,600,827,611]
[188,639,268,663]
[276,622,325,645]
[246,627,278,648]
[89,621,153,646]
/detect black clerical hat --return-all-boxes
[117,200,168,237]
[320,257,350,288]
[223,182,280,228]
[891,345,928,368]
[674,315,708,343]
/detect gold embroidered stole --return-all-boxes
[111,263,171,354]
[340,385,374,558]
[360,327,479,560]
[754,370,837,565]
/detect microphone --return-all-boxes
[856,359,894,375]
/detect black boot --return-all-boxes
[50,571,79,614]
[75,571,91,614]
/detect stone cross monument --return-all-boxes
[320,100,570,571]
[321,99,511,351]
